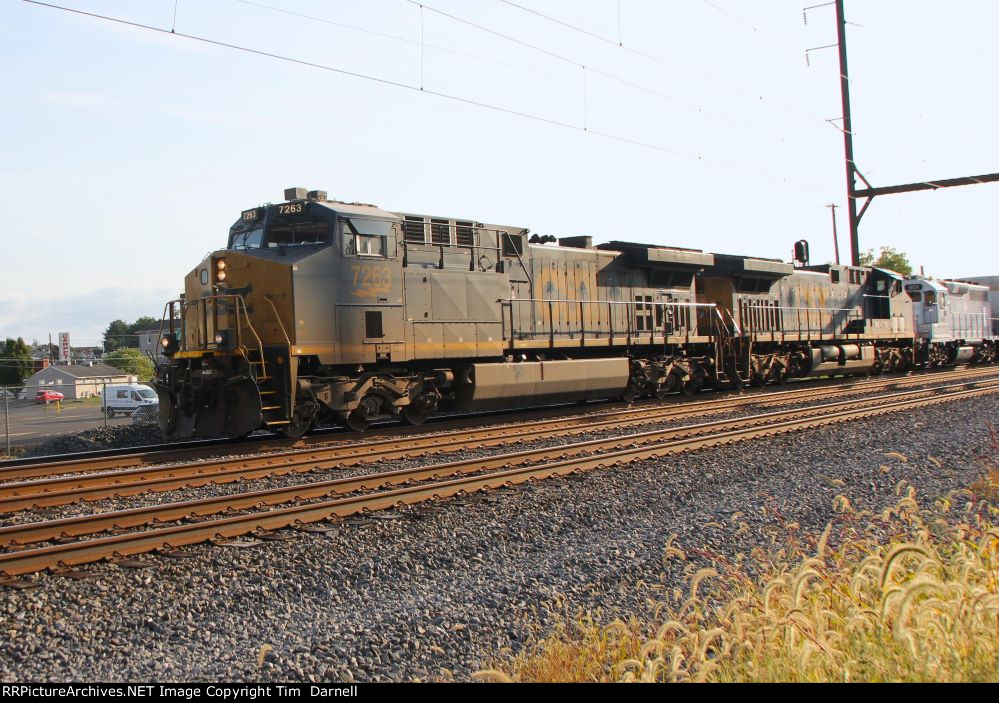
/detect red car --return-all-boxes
[35,390,65,404]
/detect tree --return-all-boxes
[102,316,160,353]
[102,319,132,353]
[0,337,33,390]
[103,347,155,383]
[858,246,913,277]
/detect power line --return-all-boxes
[400,0,769,133]
[698,0,802,53]
[492,0,826,125]
[229,0,527,71]
[23,0,814,187]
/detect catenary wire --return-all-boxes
[229,0,528,71]
[401,0,786,133]
[491,0,826,125]
[23,0,818,187]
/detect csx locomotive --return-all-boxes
[153,187,997,438]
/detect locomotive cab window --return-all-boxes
[230,227,264,250]
[344,219,395,258]
[267,219,329,247]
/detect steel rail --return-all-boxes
[2,365,992,481]
[0,381,995,579]
[1,373,995,512]
[0,379,996,549]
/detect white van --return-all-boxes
[102,384,159,418]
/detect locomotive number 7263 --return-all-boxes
[351,265,392,293]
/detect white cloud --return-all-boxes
[0,287,178,346]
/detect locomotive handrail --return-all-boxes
[741,303,859,313]
[502,298,718,308]
[739,302,868,341]
[500,298,717,348]
[162,295,267,378]
[262,295,292,346]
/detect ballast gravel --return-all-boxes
[0,393,997,682]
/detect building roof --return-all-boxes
[45,363,133,379]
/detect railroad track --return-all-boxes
[1,369,997,512]
[0,376,996,582]
[0,368,999,490]
[3,365,994,479]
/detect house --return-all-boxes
[135,325,167,362]
[21,363,137,400]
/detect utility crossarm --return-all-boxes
[850,171,999,234]
[853,172,999,199]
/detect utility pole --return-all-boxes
[810,0,999,266]
[827,204,841,265]
[833,0,859,265]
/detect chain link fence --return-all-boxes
[0,382,161,459]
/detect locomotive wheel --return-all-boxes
[342,395,380,433]
[402,390,440,426]
[401,404,430,426]
[681,379,700,397]
[343,409,371,433]
[281,413,313,439]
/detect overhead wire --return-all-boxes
[23,0,817,187]
[698,0,803,53]
[491,0,827,125]
[229,0,527,71]
[400,0,779,133]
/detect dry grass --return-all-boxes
[481,466,999,682]
[971,426,999,504]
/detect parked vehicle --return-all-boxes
[131,403,159,425]
[102,384,158,418]
[35,390,65,404]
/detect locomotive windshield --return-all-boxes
[230,227,263,250]
[266,219,330,247]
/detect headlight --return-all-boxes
[160,333,179,355]
[217,270,227,282]
[214,329,235,350]
[216,259,227,270]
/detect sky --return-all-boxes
[1,0,996,346]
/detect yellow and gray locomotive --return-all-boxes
[153,187,989,439]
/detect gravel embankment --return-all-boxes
[0,392,996,682]
[20,424,172,458]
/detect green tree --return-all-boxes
[858,246,913,276]
[102,316,160,353]
[130,316,158,331]
[102,319,131,353]
[0,337,33,390]
[103,347,155,383]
